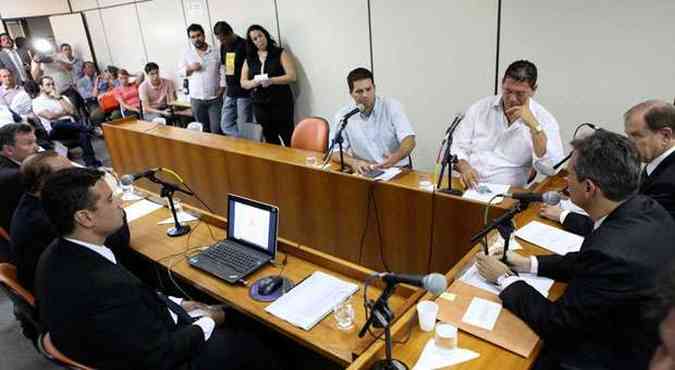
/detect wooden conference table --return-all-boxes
[348,175,569,370]
[103,118,510,276]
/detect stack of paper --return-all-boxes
[462,183,509,204]
[124,199,163,222]
[374,167,402,182]
[462,297,502,331]
[265,271,359,331]
[515,221,584,255]
[459,263,554,297]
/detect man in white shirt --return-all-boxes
[0,33,30,85]
[0,69,34,119]
[331,67,416,174]
[451,60,564,187]
[178,23,225,134]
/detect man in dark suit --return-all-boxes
[36,168,284,370]
[476,129,675,370]
[541,100,675,236]
[11,151,130,292]
[0,33,30,85]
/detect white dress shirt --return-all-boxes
[451,95,564,186]
[64,237,215,340]
[178,44,225,100]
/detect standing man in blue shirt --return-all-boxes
[331,67,416,175]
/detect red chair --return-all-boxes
[291,117,329,152]
[38,332,95,370]
[0,263,41,344]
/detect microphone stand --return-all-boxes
[147,173,194,237]
[358,282,408,370]
[437,115,464,195]
[470,200,530,264]
[322,116,352,172]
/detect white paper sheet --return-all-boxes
[560,199,588,215]
[374,167,402,182]
[462,183,510,204]
[265,271,359,331]
[459,263,554,297]
[461,297,502,331]
[157,211,199,225]
[515,221,584,255]
[412,339,480,370]
[124,199,163,223]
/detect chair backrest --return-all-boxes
[39,333,95,370]
[239,122,264,142]
[291,117,329,152]
[0,263,35,306]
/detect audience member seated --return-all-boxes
[11,151,130,292]
[0,68,32,118]
[139,62,176,122]
[476,129,675,370]
[451,60,564,187]
[650,262,675,370]
[36,167,286,369]
[0,123,37,235]
[99,65,120,93]
[0,33,30,85]
[541,100,675,235]
[330,67,416,174]
[77,61,106,125]
[110,68,142,120]
[31,76,101,167]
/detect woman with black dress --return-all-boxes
[240,24,297,145]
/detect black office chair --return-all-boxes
[0,263,42,346]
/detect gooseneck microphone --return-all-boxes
[341,103,365,121]
[380,272,448,295]
[503,191,561,206]
[120,168,160,186]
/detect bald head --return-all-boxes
[624,100,675,163]
[21,151,73,195]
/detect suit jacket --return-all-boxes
[35,238,204,370]
[0,49,29,85]
[0,167,22,233]
[0,154,20,170]
[500,195,675,370]
[11,193,131,292]
[563,150,675,236]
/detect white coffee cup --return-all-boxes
[416,300,439,332]
[434,323,458,350]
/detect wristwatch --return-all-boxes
[532,124,544,134]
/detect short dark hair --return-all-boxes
[213,21,233,36]
[144,62,159,73]
[187,23,205,36]
[83,61,96,69]
[624,100,675,133]
[105,65,119,79]
[503,60,538,89]
[0,123,33,149]
[245,24,278,58]
[41,167,104,236]
[60,43,71,50]
[118,69,129,77]
[21,151,59,194]
[347,67,374,93]
[38,75,53,87]
[14,36,26,49]
[570,129,641,202]
[24,80,40,99]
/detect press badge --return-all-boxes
[225,52,236,75]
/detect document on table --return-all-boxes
[412,339,479,370]
[560,199,588,215]
[124,199,163,222]
[458,263,554,297]
[462,297,502,331]
[374,167,402,182]
[158,211,199,224]
[515,221,584,255]
[462,183,509,204]
[265,271,359,331]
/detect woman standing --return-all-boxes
[240,24,297,145]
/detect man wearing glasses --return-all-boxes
[450,60,564,187]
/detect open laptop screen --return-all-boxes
[227,194,278,257]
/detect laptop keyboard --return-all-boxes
[200,241,260,273]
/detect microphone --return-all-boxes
[503,191,561,205]
[341,103,365,121]
[380,272,448,295]
[445,113,465,136]
[120,168,160,186]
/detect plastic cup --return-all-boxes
[305,156,318,167]
[434,323,458,350]
[416,300,439,332]
[333,299,355,330]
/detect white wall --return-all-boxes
[84,9,113,69]
[371,0,498,170]
[70,0,99,12]
[500,0,675,149]
[0,0,69,18]
[25,17,54,39]
[99,3,146,73]
[50,13,93,61]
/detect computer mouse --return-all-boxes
[257,276,284,296]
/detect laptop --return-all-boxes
[188,194,279,284]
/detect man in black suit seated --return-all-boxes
[649,263,675,370]
[0,123,38,260]
[35,167,285,370]
[476,129,675,370]
[11,151,130,292]
[541,100,675,236]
